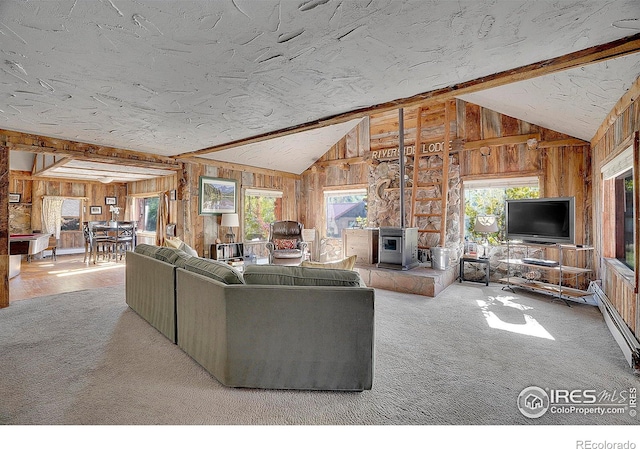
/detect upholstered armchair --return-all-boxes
[266,221,308,265]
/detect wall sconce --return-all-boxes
[527,138,539,150]
[221,213,239,243]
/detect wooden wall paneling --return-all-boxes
[31,180,44,232]
[193,163,207,256]
[346,127,359,159]
[337,137,346,160]
[522,143,542,173]
[464,103,481,141]
[455,99,466,141]
[565,145,590,244]
[498,144,520,174]
[501,114,521,136]
[635,131,640,336]
[181,162,199,251]
[481,108,502,139]
[1,145,9,308]
[358,117,370,156]
[591,79,639,338]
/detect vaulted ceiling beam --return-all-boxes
[7,142,181,171]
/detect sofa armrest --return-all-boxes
[126,251,178,343]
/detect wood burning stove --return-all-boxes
[375,108,420,271]
[377,227,419,270]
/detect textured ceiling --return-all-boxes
[1,0,639,175]
[459,53,640,142]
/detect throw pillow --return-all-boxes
[301,255,357,270]
[164,237,198,257]
[179,241,198,257]
[274,238,298,250]
[163,238,182,249]
[243,265,363,287]
[184,258,245,285]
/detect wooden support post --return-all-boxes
[0,145,9,308]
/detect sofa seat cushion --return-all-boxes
[243,264,363,287]
[134,243,160,258]
[154,247,193,268]
[184,257,245,285]
[301,255,357,270]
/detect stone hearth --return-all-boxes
[354,263,457,297]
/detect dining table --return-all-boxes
[90,221,137,264]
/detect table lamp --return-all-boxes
[221,213,239,243]
[473,215,499,258]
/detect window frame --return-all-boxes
[462,176,540,244]
[323,187,368,239]
[601,143,635,273]
[128,195,159,235]
[59,197,84,232]
[243,188,283,242]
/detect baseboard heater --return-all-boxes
[589,281,640,374]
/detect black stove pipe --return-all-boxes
[399,108,405,229]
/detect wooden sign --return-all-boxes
[371,140,450,161]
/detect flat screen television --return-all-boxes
[505,197,575,244]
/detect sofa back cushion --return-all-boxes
[184,257,245,285]
[300,255,357,271]
[134,244,160,258]
[155,247,193,268]
[243,264,363,287]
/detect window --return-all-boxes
[615,169,634,269]
[325,189,367,238]
[602,145,634,271]
[244,189,282,241]
[464,177,539,244]
[133,196,159,233]
[60,198,81,231]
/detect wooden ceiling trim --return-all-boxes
[181,156,301,180]
[3,132,181,170]
[32,154,71,176]
[177,33,640,159]
[463,133,540,150]
[537,138,590,148]
[591,76,640,147]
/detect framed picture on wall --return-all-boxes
[90,206,102,215]
[199,176,237,215]
[8,193,20,203]
[105,196,117,205]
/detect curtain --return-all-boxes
[155,191,169,246]
[42,196,65,239]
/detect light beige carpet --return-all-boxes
[0,282,637,425]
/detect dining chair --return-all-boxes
[85,221,112,263]
[113,221,135,260]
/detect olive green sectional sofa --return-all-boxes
[125,245,375,391]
